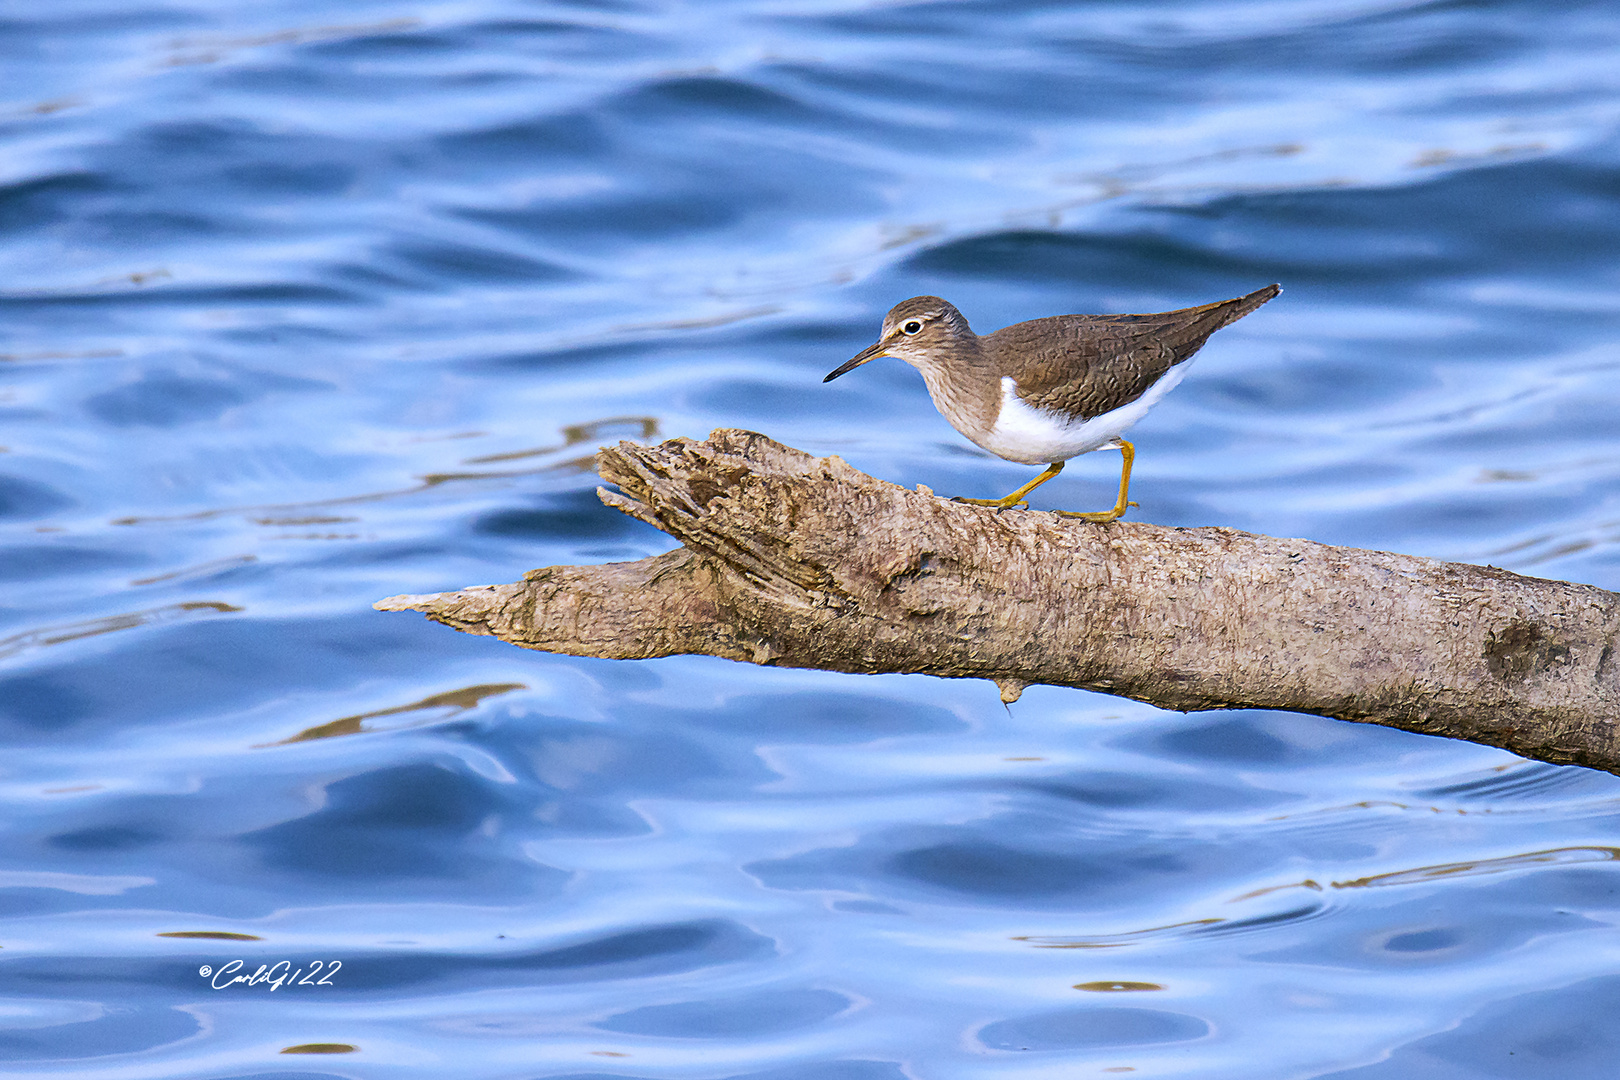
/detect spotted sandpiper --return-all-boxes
[824,283,1280,520]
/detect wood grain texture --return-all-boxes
[377,429,1620,775]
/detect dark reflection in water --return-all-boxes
[0,1003,199,1062]
[1019,845,1620,950]
[240,760,568,889]
[597,988,851,1038]
[978,1006,1209,1051]
[0,473,74,519]
[1319,975,1620,1080]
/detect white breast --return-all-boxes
[976,364,1193,465]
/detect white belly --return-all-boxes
[976,365,1192,465]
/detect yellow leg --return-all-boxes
[1056,440,1138,522]
[954,461,1064,510]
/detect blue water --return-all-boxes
[3,1,1620,1076]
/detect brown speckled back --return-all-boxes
[988,284,1280,420]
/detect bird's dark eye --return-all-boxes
[902,320,922,335]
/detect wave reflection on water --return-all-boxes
[3,0,1620,1077]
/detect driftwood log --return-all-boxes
[377,430,1620,775]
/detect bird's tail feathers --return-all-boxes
[1185,282,1281,334]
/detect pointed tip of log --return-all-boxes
[374,593,437,613]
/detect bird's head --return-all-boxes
[824,297,972,382]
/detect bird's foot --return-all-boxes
[952,496,1029,512]
[1055,500,1138,523]
[949,463,1063,512]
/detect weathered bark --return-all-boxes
[377,429,1620,774]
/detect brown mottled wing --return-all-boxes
[988,284,1280,419]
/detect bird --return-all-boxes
[824,283,1280,520]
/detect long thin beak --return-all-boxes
[824,340,887,382]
